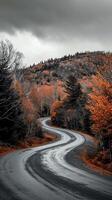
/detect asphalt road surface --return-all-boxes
[0,118,112,200]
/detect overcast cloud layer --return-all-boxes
[0,0,112,64]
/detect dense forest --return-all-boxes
[0,40,112,171]
[22,50,112,170]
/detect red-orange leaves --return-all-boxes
[87,74,112,135]
[14,80,24,97]
[51,100,63,119]
[22,97,36,124]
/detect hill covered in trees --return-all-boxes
[23,51,112,84]
[21,51,112,172]
[0,43,111,172]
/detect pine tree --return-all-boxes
[64,75,82,108]
[0,41,26,144]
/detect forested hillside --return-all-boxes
[23,51,112,83]
[0,42,111,172]
[21,51,112,172]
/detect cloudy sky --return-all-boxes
[0,0,112,65]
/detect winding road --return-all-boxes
[0,118,112,200]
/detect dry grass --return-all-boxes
[82,150,112,176]
[0,133,57,156]
[72,130,112,176]
[81,144,112,176]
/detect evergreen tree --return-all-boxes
[64,75,82,108]
[0,41,26,144]
[64,75,91,132]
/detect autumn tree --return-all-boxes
[87,74,112,160]
[51,100,65,126]
[14,81,43,138]
[29,85,41,116]
[88,74,112,133]
[29,83,63,117]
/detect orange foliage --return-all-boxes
[14,80,24,97]
[22,97,36,124]
[14,80,43,137]
[14,80,36,124]
[51,100,63,118]
[29,82,65,111]
[37,82,65,101]
[90,74,112,98]
[42,70,49,75]
[29,85,40,105]
[29,84,54,115]
[87,74,112,135]
[80,77,93,92]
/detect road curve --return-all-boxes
[0,117,112,200]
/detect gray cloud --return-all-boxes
[0,0,112,49]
